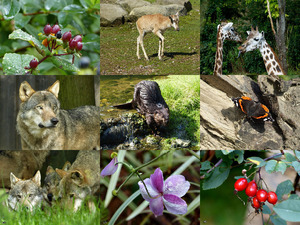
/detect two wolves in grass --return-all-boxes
[17,80,100,150]
[7,150,100,212]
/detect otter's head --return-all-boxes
[153,103,169,127]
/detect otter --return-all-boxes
[114,80,169,131]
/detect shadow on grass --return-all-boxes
[149,51,197,59]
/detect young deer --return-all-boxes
[136,12,180,60]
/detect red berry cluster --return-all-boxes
[234,178,278,211]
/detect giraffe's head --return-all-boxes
[238,26,265,56]
[218,22,242,42]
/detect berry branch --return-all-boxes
[200,158,223,180]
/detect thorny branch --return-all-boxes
[200,158,223,180]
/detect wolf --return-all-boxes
[7,171,43,212]
[43,161,71,203]
[55,150,100,212]
[16,80,100,150]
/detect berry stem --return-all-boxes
[200,158,223,180]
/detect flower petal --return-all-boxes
[149,196,164,217]
[100,157,118,177]
[163,194,187,215]
[150,168,164,193]
[164,175,190,197]
[138,178,159,201]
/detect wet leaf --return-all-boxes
[51,56,79,72]
[3,53,35,75]
[273,199,300,222]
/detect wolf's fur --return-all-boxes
[55,150,100,212]
[0,150,49,188]
[7,171,43,212]
[43,161,71,203]
[16,80,100,150]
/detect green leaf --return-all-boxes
[295,151,300,160]
[1,0,20,20]
[247,157,266,167]
[202,166,230,190]
[292,161,300,175]
[262,204,271,214]
[9,29,47,56]
[284,153,296,162]
[276,162,287,174]
[200,161,211,171]
[2,53,35,75]
[50,56,79,72]
[276,180,294,201]
[44,0,70,11]
[265,160,277,173]
[221,150,234,155]
[270,214,287,225]
[79,0,96,9]
[273,199,300,222]
[14,13,31,29]
[62,4,84,13]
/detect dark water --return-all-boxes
[100,75,168,119]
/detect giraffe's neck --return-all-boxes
[213,28,224,75]
[259,40,286,75]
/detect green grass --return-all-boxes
[100,0,200,75]
[0,194,100,225]
[154,75,200,145]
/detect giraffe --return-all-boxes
[238,26,286,75]
[213,22,242,75]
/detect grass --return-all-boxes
[0,193,100,225]
[154,75,200,145]
[100,0,200,75]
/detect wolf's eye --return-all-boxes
[36,105,43,110]
[254,38,259,41]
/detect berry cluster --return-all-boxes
[234,178,277,211]
[25,24,83,73]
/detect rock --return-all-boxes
[156,0,192,12]
[146,136,160,145]
[171,139,191,148]
[129,4,186,20]
[100,4,128,26]
[116,0,150,13]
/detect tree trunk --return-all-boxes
[276,0,288,74]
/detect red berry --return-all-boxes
[234,178,248,192]
[44,24,52,35]
[52,24,60,34]
[76,42,83,51]
[62,31,72,42]
[73,35,82,42]
[252,197,260,209]
[245,180,257,197]
[69,38,77,49]
[267,191,278,205]
[29,58,38,69]
[256,189,268,202]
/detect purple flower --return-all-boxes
[101,157,118,177]
[138,168,190,217]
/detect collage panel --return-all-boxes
[100,75,200,150]
[200,1,299,75]
[100,149,200,224]
[100,0,200,75]
[200,150,300,225]
[0,1,100,75]
[0,150,100,224]
[200,75,300,150]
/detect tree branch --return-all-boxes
[266,0,276,36]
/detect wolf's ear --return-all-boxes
[46,166,55,175]
[48,80,60,98]
[71,170,84,185]
[56,168,68,178]
[19,81,35,102]
[32,170,41,187]
[10,172,20,186]
[62,161,71,171]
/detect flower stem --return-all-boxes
[135,171,153,198]
[187,150,200,160]
[135,151,170,171]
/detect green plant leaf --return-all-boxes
[202,166,230,190]
[276,161,287,174]
[273,199,300,222]
[221,150,234,155]
[295,151,300,160]
[14,13,31,29]
[292,161,300,175]
[9,29,47,56]
[276,180,294,201]
[262,204,271,214]
[265,160,277,173]
[200,161,211,171]
[1,0,20,20]
[247,157,266,167]
[50,56,79,72]
[284,153,296,162]
[2,53,35,75]
[270,214,287,225]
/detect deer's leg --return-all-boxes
[139,32,149,61]
[137,36,141,59]
[156,32,165,60]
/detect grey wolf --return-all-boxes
[7,170,43,212]
[136,12,180,60]
[0,150,49,188]
[55,150,100,212]
[43,161,71,203]
[16,80,100,150]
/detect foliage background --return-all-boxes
[0,0,100,75]
[200,0,300,75]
